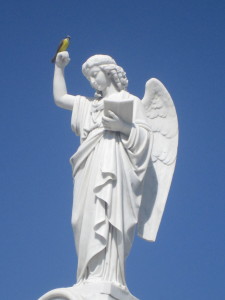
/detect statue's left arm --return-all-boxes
[120,98,153,181]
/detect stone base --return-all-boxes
[38,281,139,300]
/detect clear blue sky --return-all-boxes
[0,1,224,299]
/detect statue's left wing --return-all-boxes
[138,78,178,242]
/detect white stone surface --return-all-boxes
[39,52,178,300]
[39,281,138,300]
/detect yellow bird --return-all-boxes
[51,35,71,63]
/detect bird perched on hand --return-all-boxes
[51,35,71,63]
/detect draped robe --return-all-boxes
[70,90,152,287]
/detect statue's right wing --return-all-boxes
[138,78,179,242]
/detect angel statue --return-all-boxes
[39,51,178,300]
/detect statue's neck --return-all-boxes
[102,83,119,98]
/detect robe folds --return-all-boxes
[70,90,153,286]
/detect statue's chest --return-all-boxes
[90,100,104,125]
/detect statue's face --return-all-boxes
[89,66,109,91]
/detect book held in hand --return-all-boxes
[104,99,133,124]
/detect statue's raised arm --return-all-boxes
[53,51,76,110]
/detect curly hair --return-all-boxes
[82,55,128,99]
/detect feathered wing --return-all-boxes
[138,78,178,241]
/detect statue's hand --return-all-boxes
[55,51,70,68]
[102,111,132,136]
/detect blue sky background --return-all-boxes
[0,0,225,299]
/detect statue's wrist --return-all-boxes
[55,64,65,70]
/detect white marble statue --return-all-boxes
[39,51,178,300]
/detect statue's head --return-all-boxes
[82,55,128,97]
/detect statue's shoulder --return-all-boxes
[73,96,95,111]
[121,90,140,102]
[86,96,95,102]
[74,95,94,102]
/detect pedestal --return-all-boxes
[38,281,139,300]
